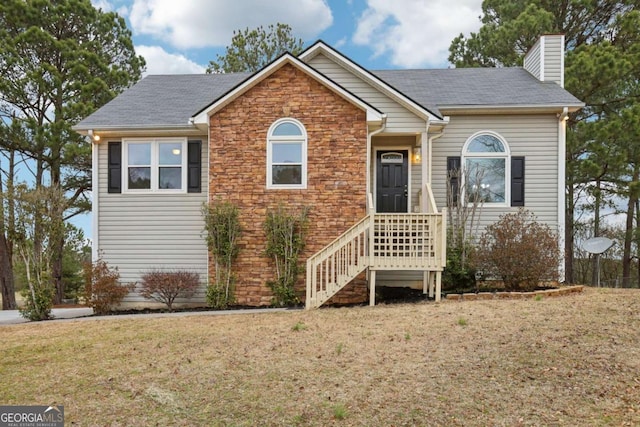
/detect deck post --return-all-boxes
[305,259,312,309]
[435,271,442,302]
[427,272,435,298]
[369,270,376,306]
[423,271,429,294]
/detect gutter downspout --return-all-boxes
[366,115,387,211]
[558,107,569,282]
[420,119,430,213]
[421,124,446,212]
[89,130,99,262]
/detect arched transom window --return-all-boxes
[462,132,510,204]
[267,118,307,189]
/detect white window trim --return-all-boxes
[266,118,308,189]
[461,131,511,206]
[122,137,188,194]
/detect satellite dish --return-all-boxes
[582,237,615,254]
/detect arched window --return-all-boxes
[267,118,307,189]
[462,132,510,204]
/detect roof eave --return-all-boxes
[439,103,584,115]
[72,124,204,138]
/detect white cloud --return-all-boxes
[91,0,112,11]
[353,0,482,68]
[136,45,206,75]
[129,0,333,49]
[90,1,129,18]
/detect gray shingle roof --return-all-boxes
[75,67,582,130]
[373,68,582,113]
[75,73,250,129]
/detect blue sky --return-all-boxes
[92,0,484,75]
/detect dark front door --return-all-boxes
[376,150,408,213]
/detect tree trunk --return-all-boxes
[0,153,16,310]
[622,167,639,288]
[51,100,65,304]
[636,199,640,288]
[0,233,16,310]
[565,177,574,284]
[591,179,601,287]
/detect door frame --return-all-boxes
[373,146,412,213]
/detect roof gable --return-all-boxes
[299,41,445,122]
[191,53,383,126]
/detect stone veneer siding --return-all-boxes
[209,64,368,306]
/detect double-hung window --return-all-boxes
[267,119,307,189]
[123,138,187,192]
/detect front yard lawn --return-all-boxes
[1,287,639,426]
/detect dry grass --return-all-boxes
[1,287,639,426]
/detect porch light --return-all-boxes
[412,147,421,164]
[88,129,100,142]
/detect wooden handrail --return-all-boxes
[425,183,438,213]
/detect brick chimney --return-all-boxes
[523,34,565,88]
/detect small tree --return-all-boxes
[14,185,66,321]
[207,23,304,73]
[264,205,309,306]
[83,258,133,315]
[477,209,560,292]
[443,164,484,290]
[139,269,200,311]
[202,200,241,309]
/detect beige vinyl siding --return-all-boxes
[97,137,209,304]
[307,54,427,133]
[411,162,421,212]
[431,114,560,233]
[543,35,564,86]
[523,39,542,81]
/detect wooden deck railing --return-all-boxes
[305,215,371,309]
[305,194,447,309]
[370,213,445,270]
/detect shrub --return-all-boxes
[442,242,477,292]
[202,200,241,309]
[476,209,560,292]
[83,259,134,315]
[139,269,200,311]
[264,205,309,307]
[19,283,54,321]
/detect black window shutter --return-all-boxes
[447,156,461,205]
[511,156,525,207]
[187,140,202,193]
[107,142,121,194]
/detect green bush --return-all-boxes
[476,209,560,292]
[442,243,477,292]
[19,283,54,321]
[202,200,241,309]
[83,259,134,315]
[264,205,309,307]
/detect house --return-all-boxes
[74,34,583,309]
